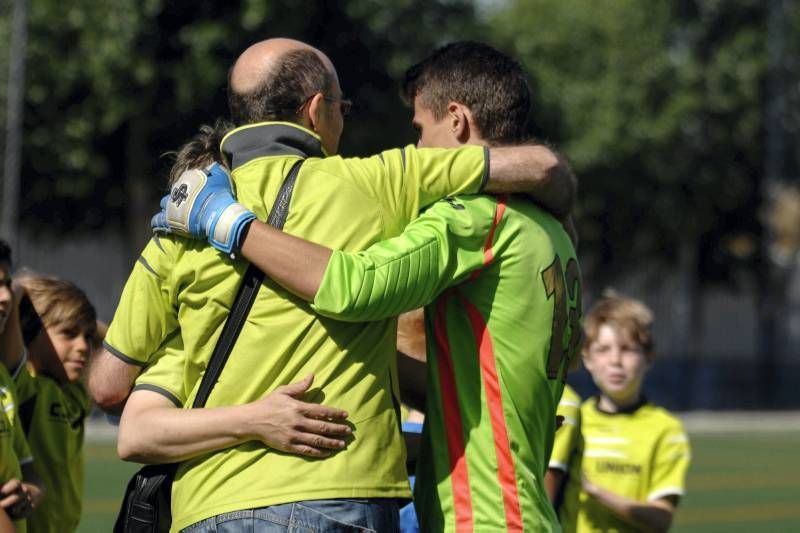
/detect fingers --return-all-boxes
[0,494,19,510]
[287,431,348,457]
[298,402,348,421]
[279,374,314,398]
[297,418,351,438]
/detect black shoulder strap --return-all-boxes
[192,158,304,408]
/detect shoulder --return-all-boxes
[561,384,582,405]
[639,404,689,440]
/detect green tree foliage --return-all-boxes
[493,0,770,284]
[8,0,478,249]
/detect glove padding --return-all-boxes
[151,162,256,255]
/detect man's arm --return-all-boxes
[486,144,576,217]
[87,349,142,414]
[117,375,351,463]
[238,198,489,322]
[582,476,677,533]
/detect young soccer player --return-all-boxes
[0,242,44,533]
[561,295,690,532]
[13,275,95,533]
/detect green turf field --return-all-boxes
[672,431,800,532]
[77,430,800,532]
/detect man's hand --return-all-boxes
[0,478,32,519]
[151,162,256,254]
[241,374,352,458]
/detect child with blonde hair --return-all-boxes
[14,274,96,533]
[561,294,691,532]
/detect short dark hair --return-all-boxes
[228,49,334,126]
[402,41,531,144]
[0,240,11,266]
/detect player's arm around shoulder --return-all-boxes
[312,196,495,322]
[331,144,488,231]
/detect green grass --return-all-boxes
[77,431,800,532]
[673,432,800,532]
[78,441,139,533]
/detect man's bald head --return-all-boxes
[228,38,339,126]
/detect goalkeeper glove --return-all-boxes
[151,162,256,255]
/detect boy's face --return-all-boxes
[583,324,649,405]
[45,323,93,382]
[0,262,12,335]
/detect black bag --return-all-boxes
[113,160,303,533]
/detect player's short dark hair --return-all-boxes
[228,49,335,126]
[402,41,531,144]
[0,240,11,266]
[167,119,233,185]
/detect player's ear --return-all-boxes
[306,92,326,133]
[447,102,471,144]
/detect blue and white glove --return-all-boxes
[150,162,256,255]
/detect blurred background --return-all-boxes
[1,0,800,530]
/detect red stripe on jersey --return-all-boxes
[469,195,507,281]
[433,293,474,531]
[460,294,523,531]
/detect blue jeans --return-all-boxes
[182,499,399,532]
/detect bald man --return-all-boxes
[93,38,575,531]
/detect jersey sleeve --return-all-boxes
[647,419,691,501]
[312,197,496,322]
[343,145,488,229]
[549,388,582,472]
[132,334,188,408]
[104,235,180,367]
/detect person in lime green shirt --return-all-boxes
[148,41,581,532]
[101,38,575,532]
[559,294,691,532]
[0,241,46,533]
[13,275,96,533]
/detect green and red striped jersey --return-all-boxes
[314,194,582,532]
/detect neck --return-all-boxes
[597,392,643,414]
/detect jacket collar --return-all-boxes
[220,122,326,171]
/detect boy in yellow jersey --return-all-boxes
[13,275,95,533]
[0,241,45,532]
[561,295,690,532]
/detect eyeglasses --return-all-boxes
[297,93,353,117]
[322,95,353,117]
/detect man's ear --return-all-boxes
[447,102,472,144]
[306,93,325,133]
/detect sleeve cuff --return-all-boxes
[132,384,183,408]
[548,461,569,473]
[103,340,147,367]
[647,487,684,501]
[478,145,490,192]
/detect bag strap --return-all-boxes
[192,158,304,408]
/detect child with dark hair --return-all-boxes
[13,274,96,533]
[0,242,46,533]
